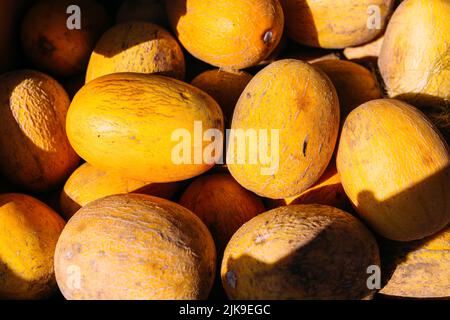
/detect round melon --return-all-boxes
[86,22,185,83]
[60,162,184,219]
[67,73,224,183]
[221,204,380,300]
[379,227,450,299]
[0,193,65,299]
[313,60,381,124]
[54,194,216,300]
[0,70,80,192]
[379,0,450,107]
[21,0,110,77]
[228,59,340,199]
[179,173,265,253]
[281,0,394,48]
[337,99,450,241]
[191,70,253,128]
[167,0,284,70]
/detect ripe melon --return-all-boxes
[221,204,380,299]
[313,60,381,124]
[21,0,110,77]
[191,70,253,128]
[228,59,339,199]
[86,22,185,83]
[337,99,450,241]
[167,0,284,70]
[0,193,65,299]
[54,194,216,300]
[60,162,184,219]
[0,70,80,192]
[67,73,224,183]
[179,173,265,253]
[379,0,450,108]
[379,227,449,298]
[281,0,394,48]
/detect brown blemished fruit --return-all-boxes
[0,193,65,299]
[179,173,265,253]
[379,0,450,108]
[228,59,339,199]
[167,0,284,70]
[60,162,184,219]
[66,73,224,183]
[54,194,216,300]
[281,0,394,49]
[191,70,253,128]
[21,0,110,77]
[86,21,185,83]
[0,70,80,192]
[221,204,380,300]
[337,99,450,241]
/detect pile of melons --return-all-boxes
[0,0,448,300]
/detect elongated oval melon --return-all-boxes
[337,99,450,241]
[66,73,224,183]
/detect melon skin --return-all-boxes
[86,22,185,83]
[337,99,450,241]
[0,193,65,300]
[54,194,216,300]
[379,0,450,108]
[179,173,265,253]
[191,70,253,128]
[313,60,382,125]
[221,204,380,300]
[281,0,394,49]
[167,0,285,70]
[0,70,80,192]
[66,73,224,183]
[379,227,450,299]
[21,0,110,77]
[265,163,351,212]
[228,59,340,199]
[60,162,184,219]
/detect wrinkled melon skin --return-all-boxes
[54,194,216,300]
[379,0,450,107]
[167,0,285,70]
[337,99,450,241]
[0,70,80,192]
[66,73,224,183]
[228,59,340,199]
[379,227,450,299]
[86,22,185,83]
[0,193,65,300]
[221,204,380,300]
